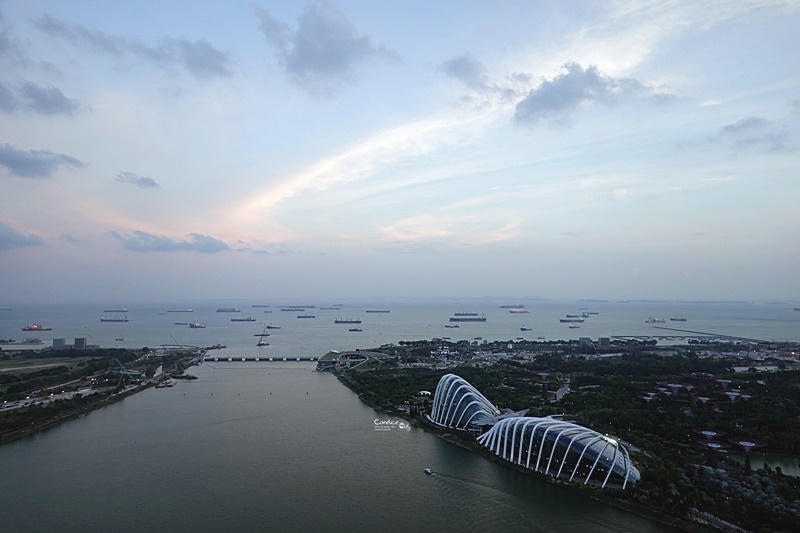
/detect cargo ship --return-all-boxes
[189,321,206,328]
[499,304,524,309]
[231,317,256,322]
[559,317,585,323]
[216,307,240,312]
[21,324,52,331]
[335,319,362,324]
[104,308,128,313]
[454,311,478,316]
[365,310,390,313]
[100,317,129,322]
[509,309,529,314]
[449,315,486,322]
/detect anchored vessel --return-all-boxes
[335,319,362,324]
[449,315,487,322]
[100,317,129,322]
[21,324,52,331]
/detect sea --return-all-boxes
[1,298,798,532]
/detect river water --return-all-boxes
[4,297,789,531]
[0,362,683,532]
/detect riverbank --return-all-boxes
[0,381,154,446]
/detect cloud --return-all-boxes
[19,81,80,115]
[117,171,159,188]
[514,63,653,126]
[0,8,13,58]
[706,117,796,153]
[109,230,230,253]
[439,54,488,90]
[0,143,86,178]
[0,222,44,250]
[734,132,796,153]
[716,116,768,137]
[0,81,18,112]
[254,1,398,95]
[172,38,230,78]
[59,234,83,245]
[34,14,231,79]
[0,81,81,115]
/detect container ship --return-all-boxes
[335,319,362,324]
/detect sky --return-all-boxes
[1,0,799,304]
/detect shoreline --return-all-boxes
[0,382,154,446]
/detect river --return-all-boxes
[0,361,687,532]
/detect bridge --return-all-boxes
[203,356,319,362]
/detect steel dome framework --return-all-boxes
[428,374,501,429]
[429,374,639,489]
[476,417,639,489]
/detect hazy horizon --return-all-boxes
[2,1,798,303]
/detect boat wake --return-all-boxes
[429,471,660,533]
[426,472,543,531]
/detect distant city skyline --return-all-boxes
[1,1,798,303]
